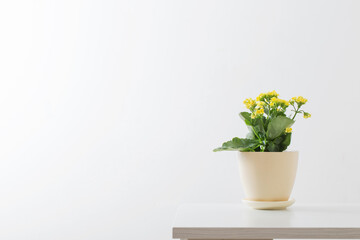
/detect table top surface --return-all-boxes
[173,204,360,239]
[173,204,360,228]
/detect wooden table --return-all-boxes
[172,204,360,240]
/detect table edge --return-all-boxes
[173,227,360,239]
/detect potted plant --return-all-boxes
[214,91,310,209]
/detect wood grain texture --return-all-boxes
[173,227,360,239]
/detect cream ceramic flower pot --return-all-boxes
[237,151,298,201]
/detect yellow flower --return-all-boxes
[270,97,289,108]
[243,98,256,109]
[256,93,266,101]
[243,98,252,105]
[290,96,308,105]
[269,97,277,107]
[255,108,264,115]
[250,108,265,119]
[303,112,311,119]
[289,97,296,105]
[257,101,265,107]
[297,96,307,104]
[267,90,279,98]
[285,127,292,133]
[257,91,279,101]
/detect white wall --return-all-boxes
[1,0,360,239]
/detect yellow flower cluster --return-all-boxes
[256,108,264,115]
[251,108,265,119]
[257,101,265,107]
[243,98,256,109]
[290,96,307,105]
[289,96,310,119]
[270,97,290,107]
[243,91,310,121]
[285,127,292,133]
[256,90,279,101]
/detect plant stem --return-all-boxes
[261,139,267,152]
[251,126,262,141]
[292,106,300,120]
[251,125,265,151]
[292,112,297,120]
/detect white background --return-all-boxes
[1,0,360,239]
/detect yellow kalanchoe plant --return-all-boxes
[214,91,311,152]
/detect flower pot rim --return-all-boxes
[238,150,298,154]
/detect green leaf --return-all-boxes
[266,133,292,152]
[266,116,294,140]
[264,116,270,130]
[239,112,252,125]
[276,111,286,117]
[246,125,259,141]
[253,117,265,137]
[273,135,284,145]
[246,131,256,139]
[267,141,280,152]
[213,137,260,152]
[281,133,292,150]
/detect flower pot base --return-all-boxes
[242,198,295,210]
